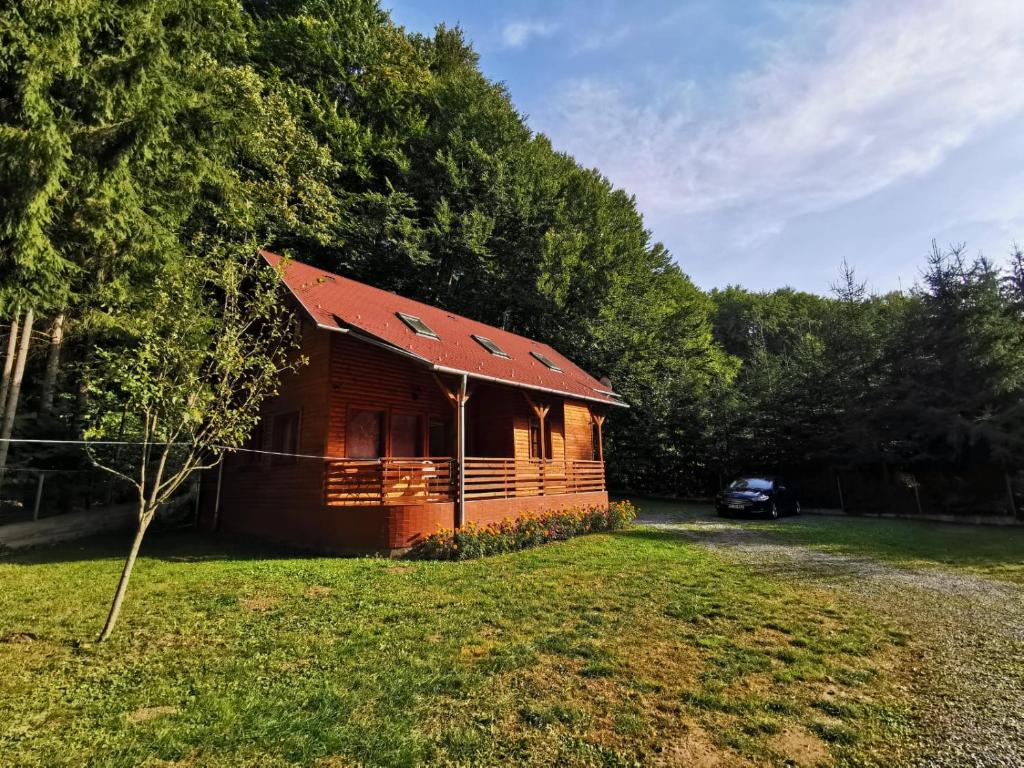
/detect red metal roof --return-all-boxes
[263,251,625,407]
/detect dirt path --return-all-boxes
[638,510,1024,768]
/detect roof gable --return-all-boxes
[263,251,625,407]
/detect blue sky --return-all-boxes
[385,0,1024,294]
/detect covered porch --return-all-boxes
[323,456,606,507]
[323,369,610,519]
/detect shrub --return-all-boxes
[409,501,637,560]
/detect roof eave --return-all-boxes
[263,252,336,332]
[431,363,628,408]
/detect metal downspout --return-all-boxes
[456,374,467,528]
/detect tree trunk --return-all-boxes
[0,308,33,491]
[98,439,171,642]
[97,511,151,642]
[39,312,65,417]
[0,314,20,414]
[76,329,96,419]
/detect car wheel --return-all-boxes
[769,502,779,520]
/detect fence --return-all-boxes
[0,467,134,526]
[323,456,607,507]
[324,458,455,506]
[788,464,1022,521]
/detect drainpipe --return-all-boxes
[212,459,224,532]
[456,374,467,528]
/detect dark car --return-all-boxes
[716,477,800,519]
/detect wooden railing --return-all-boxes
[463,458,605,501]
[325,458,454,506]
[324,457,605,507]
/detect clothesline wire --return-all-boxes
[0,437,360,463]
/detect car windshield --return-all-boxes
[728,478,773,491]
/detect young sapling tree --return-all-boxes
[85,248,305,642]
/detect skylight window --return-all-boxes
[472,334,509,358]
[396,312,438,339]
[530,351,562,372]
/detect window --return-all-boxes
[472,334,509,358]
[396,312,438,339]
[390,413,423,457]
[530,350,562,372]
[529,417,542,459]
[270,412,300,465]
[243,424,263,465]
[727,478,774,491]
[428,417,450,457]
[347,409,384,458]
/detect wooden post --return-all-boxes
[592,413,605,463]
[32,472,45,521]
[538,409,546,495]
[192,477,202,529]
[1007,472,1019,518]
[836,473,846,513]
[455,374,467,528]
[433,374,473,525]
[912,476,923,516]
[0,308,33,491]
[521,392,550,495]
[212,459,224,532]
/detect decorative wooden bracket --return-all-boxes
[521,390,551,462]
[433,373,472,408]
[520,390,550,420]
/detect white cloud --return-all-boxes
[572,24,632,54]
[500,19,557,49]
[538,0,1024,248]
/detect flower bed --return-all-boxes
[409,501,637,560]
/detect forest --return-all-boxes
[2,0,1022,516]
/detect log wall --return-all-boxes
[200,318,330,541]
[203,324,606,553]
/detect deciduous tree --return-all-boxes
[85,250,303,641]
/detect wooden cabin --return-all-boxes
[200,252,626,554]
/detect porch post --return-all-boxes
[521,391,550,495]
[538,409,547,495]
[32,471,45,521]
[592,413,605,462]
[456,374,467,528]
[212,458,224,532]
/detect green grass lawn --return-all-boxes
[0,522,912,767]
[635,498,1024,585]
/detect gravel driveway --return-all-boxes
[637,509,1024,768]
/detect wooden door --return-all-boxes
[347,409,384,458]
[391,413,422,457]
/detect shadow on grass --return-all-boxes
[624,517,800,553]
[0,528,321,567]
[4,523,701,570]
[614,526,693,544]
